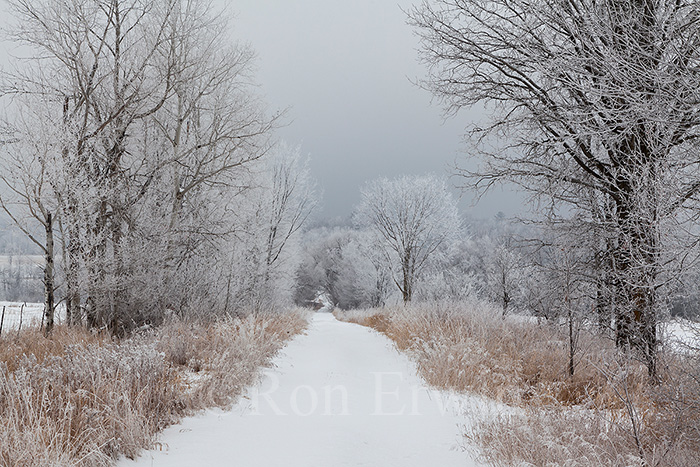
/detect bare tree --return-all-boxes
[0,103,60,335]
[222,143,316,312]
[152,0,276,238]
[355,174,462,303]
[262,144,316,280]
[409,0,700,377]
[485,237,526,317]
[4,0,182,330]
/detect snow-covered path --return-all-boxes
[119,312,480,467]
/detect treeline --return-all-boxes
[295,201,700,322]
[0,0,313,335]
[293,211,528,311]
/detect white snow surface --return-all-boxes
[0,302,55,331]
[119,312,481,467]
[663,319,700,352]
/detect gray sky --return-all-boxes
[225,0,522,219]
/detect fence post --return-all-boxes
[0,305,5,338]
[17,302,24,338]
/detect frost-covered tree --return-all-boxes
[355,174,462,303]
[353,230,393,307]
[223,143,316,312]
[485,237,527,317]
[409,0,700,377]
[416,250,479,303]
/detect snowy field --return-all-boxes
[0,255,44,267]
[0,302,66,333]
[507,312,700,353]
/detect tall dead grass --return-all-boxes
[338,302,700,466]
[0,309,308,467]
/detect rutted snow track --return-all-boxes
[119,312,481,467]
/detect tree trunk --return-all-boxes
[43,212,55,337]
[86,208,107,330]
[109,207,126,336]
[67,252,81,327]
[595,244,614,333]
[62,218,82,327]
[501,271,510,318]
[612,167,658,380]
[86,295,98,329]
[401,265,412,303]
[568,305,575,377]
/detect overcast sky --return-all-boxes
[224,0,522,219]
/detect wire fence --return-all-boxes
[0,303,66,337]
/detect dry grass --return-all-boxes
[158,311,309,410]
[337,302,700,466]
[0,309,309,467]
[0,326,107,372]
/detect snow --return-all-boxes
[507,313,700,354]
[0,302,48,331]
[0,302,69,332]
[119,312,482,466]
[663,319,700,352]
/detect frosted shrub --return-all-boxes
[0,339,179,466]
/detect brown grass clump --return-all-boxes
[340,303,616,406]
[159,312,310,409]
[0,309,309,467]
[0,326,107,372]
[337,303,700,466]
